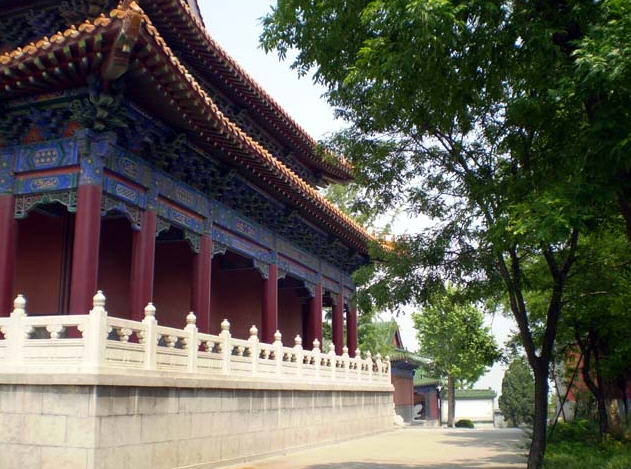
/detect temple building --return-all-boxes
[0,1,393,467]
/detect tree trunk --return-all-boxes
[528,359,549,469]
[618,187,631,243]
[581,342,609,439]
[448,374,456,428]
[619,377,629,427]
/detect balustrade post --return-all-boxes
[328,342,336,381]
[312,339,321,379]
[5,295,28,366]
[248,325,259,377]
[83,291,108,370]
[342,346,350,381]
[184,312,198,373]
[375,353,382,382]
[294,335,303,378]
[140,303,158,370]
[366,351,373,382]
[219,319,231,375]
[355,348,361,381]
[273,330,283,376]
[384,355,391,382]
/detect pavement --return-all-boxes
[225,427,527,469]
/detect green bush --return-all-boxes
[455,419,474,428]
[544,421,631,469]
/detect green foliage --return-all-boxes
[262,1,631,466]
[499,357,535,427]
[323,183,390,231]
[357,318,397,358]
[413,288,498,385]
[544,421,631,469]
[455,419,475,429]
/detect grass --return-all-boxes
[544,420,631,469]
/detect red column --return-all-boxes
[191,235,212,333]
[332,292,344,355]
[130,210,157,321]
[0,194,17,316]
[347,305,358,357]
[262,263,278,343]
[307,283,323,349]
[69,184,102,314]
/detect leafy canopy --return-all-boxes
[261,2,629,466]
[413,288,498,385]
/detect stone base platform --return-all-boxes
[0,384,393,468]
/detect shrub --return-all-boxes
[455,419,474,428]
[544,421,631,469]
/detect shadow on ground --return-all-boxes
[302,430,527,469]
[304,457,522,469]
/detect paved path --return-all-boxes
[226,427,526,469]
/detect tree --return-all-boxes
[261,2,628,467]
[413,288,498,427]
[499,357,535,427]
[554,221,631,438]
[358,319,397,358]
[260,2,631,466]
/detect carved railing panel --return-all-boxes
[0,292,392,388]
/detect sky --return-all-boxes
[199,1,515,401]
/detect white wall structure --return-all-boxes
[0,293,394,468]
[440,390,496,425]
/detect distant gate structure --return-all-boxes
[0,1,393,467]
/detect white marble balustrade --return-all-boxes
[0,292,391,388]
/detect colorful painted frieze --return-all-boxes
[277,255,319,286]
[15,173,78,194]
[212,226,273,264]
[103,177,147,209]
[104,150,153,189]
[154,172,209,217]
[14,139,79,173]
[277,238,319,272]
[322,276,341,295]
[157,199,204,234]
[213,203,274,248]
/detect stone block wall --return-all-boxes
[0,384,393,468]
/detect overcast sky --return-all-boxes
[199,1,516,400]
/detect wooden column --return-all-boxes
[262,263,278,343]
[347,305,358,357]
[69,183,102,314]
[130,210,157,320]
[332,292,344,355]
[191,235,212,333]
[0,194,17,316]
[307,283,323,348]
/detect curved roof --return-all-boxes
[0,2,373,253]
[140,0,354,183]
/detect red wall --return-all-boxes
[392,375,414,406]
[210,257,263,338]
[278,287,303,345]
[430,389,439,420]
[153,240,194,328]
[15,210,67,315]
[97,218,132,318]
